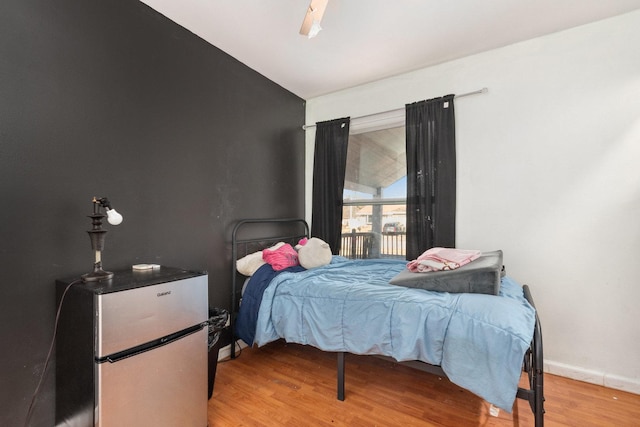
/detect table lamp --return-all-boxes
[81,197,123,282]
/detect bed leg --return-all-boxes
[337,352,345,401]
[535,373,545,427]
[533,350,545,427]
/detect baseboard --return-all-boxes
[545,360,640,395]
[217,340,248,361]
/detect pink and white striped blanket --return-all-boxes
[407,247,481,273]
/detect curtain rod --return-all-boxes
[302,87,488,130]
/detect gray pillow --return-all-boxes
[389,250,504,295]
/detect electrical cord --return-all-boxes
[24,278,82,427]
[218,339,243,363]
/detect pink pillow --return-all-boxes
[262,243,299,271]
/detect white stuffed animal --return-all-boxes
[297,237,332,269]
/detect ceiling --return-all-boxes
[139,1,640,100]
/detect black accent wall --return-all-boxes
[0,1,305,425]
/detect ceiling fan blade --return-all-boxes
[300,0,329,38]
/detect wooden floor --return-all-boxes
[208,340,640,426]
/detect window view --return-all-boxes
[341,125,406,259]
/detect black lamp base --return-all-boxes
[82,263,113,282]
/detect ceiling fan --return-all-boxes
[299,0,328,38]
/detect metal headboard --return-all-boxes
[230,218,309,358]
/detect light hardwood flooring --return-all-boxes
[207,340,640,426]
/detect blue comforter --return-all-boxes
[245,257,536,411]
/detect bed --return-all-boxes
[229,218,544,427]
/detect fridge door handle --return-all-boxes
[97,322,207,364]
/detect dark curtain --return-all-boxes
[311,117,350,254]
[405,95,456,260]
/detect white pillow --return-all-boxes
[236,242,285,276]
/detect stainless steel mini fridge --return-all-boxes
[56,267,208,427]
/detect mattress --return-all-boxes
[389,250,504,295]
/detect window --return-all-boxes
[341,125,406,259]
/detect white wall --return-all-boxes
[304,10,640,393]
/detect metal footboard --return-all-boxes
[517,284,545,426]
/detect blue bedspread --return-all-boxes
[248,257,536,411]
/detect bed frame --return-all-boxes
[230,218,545,427]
